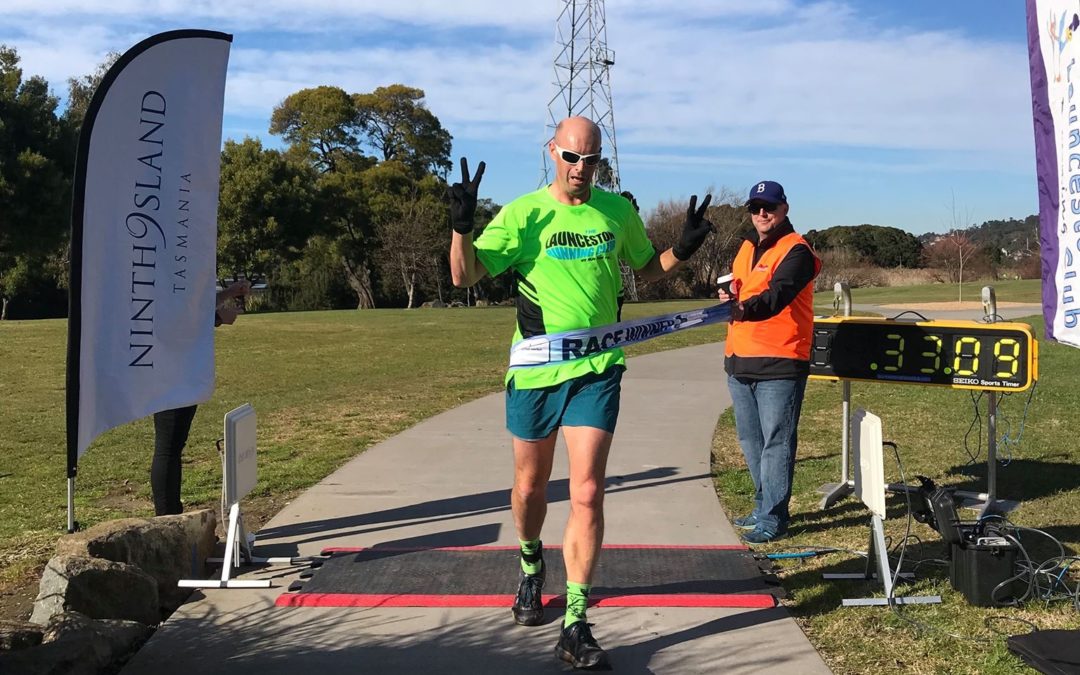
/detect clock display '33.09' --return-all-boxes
[809,318,1038,392]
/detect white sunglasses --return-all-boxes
[553,143,602,166]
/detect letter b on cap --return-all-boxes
[756,183,766,193]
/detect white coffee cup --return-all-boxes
[716,273,734,295]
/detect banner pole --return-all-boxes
[67,478,76,533]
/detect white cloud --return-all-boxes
[609,10,1031,154]
[0,0,1033,163]
[0,0,801,31]
[223,43,551,140]
[0,1,553,31]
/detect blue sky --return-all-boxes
[0,1,1037,235]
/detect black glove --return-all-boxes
[619,190,640,213]
[672,194,713,260]
[448,157,486,235]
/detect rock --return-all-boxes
[44,610,150,655]
[55,509,217,612]
[0,636,101,675]
[30,556,159,626]
[0,618,43,650]
[0,611,151,675]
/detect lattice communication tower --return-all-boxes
[541,0,636,298]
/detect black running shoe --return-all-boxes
[511,548,545,626]
[555,621,611,670]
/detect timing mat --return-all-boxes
[276,545,782,608]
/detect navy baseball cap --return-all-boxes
[746,180,787,205]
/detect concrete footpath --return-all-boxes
[122,341,832,674]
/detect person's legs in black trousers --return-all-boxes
[152,405,198,516]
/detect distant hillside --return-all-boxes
[919,214,1038,262]
[804,224,922,267]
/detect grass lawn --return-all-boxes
[813,278,1043,306]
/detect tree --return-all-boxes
[641,188,748,298]
[937,194,979,301]
[318,163,379,308]
[353,85,452,177]
[63,51,120,129]
[270,83,458,309]
[594,158,618,191]
[0,45,69,319]
[692,189,752,280]
[269,85,361,173]
[370,171,447,308]
[269,87,381,308]
[458,198,506,305]
[216,138,321,282]
[804,224,922,268]
[924,232,979,300]
[263,234,355,311]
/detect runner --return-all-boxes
[448,115,713,670]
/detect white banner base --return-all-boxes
[178,404,299,589]
[178,502,271,588]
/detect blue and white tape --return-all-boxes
[508,302,733,368]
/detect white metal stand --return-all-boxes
[178,404,297,589]
[819,282,855,509]
[953,287,1017,516]
[830,515,940,606]
[827,410,941,607]
[179,502,274,589]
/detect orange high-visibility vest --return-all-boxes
[725,232,821,360]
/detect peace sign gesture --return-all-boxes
[672,193,714,260]
[449,157,486,235]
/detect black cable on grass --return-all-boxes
[884,441,913,598]
[984,615,1038,638]
[884,440,1000,643]
[889,513,1080,642]
[967,388,984,462]
[994,380,1038,466]
[774,443,1074,642]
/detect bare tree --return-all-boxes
[374,190,446,308]
[941,193,977,302]
[924,232,978,300]
[642,187,748,298]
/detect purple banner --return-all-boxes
[1027,0,1080,348]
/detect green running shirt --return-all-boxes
[474,186,656,389]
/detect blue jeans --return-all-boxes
[727,375,808,534]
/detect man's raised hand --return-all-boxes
[672,194,714,260]
[448,157,486,235]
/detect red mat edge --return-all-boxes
[319,544,751,555]
[275,592,776,609]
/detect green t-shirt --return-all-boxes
[474,186,656,389]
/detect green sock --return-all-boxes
[564,581,591,627]
[519,539,543,575]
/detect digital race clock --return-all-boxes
[809,317,1038,392]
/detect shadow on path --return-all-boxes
[257,467,711,556]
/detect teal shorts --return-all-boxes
[505,365,625,440]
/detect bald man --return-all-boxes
[449,116,713,670]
